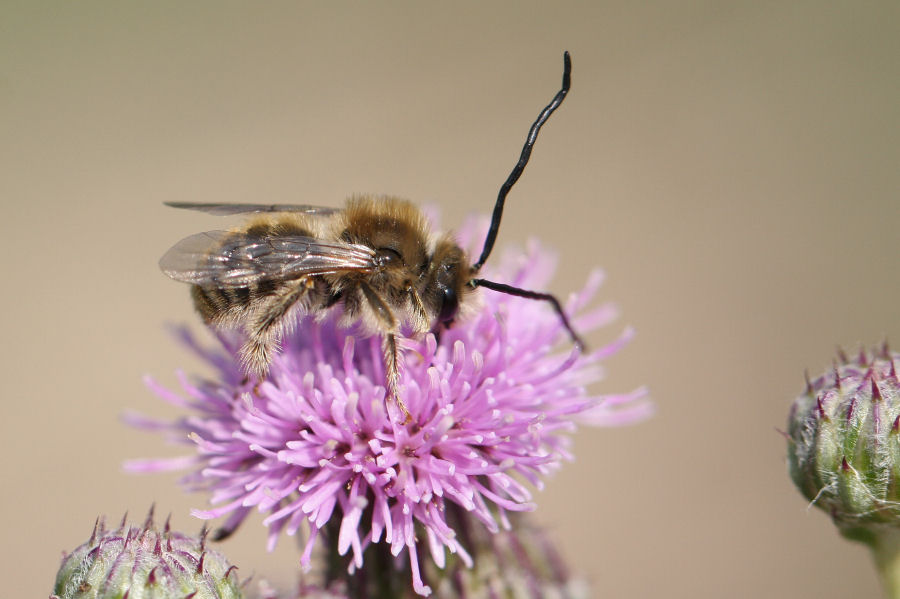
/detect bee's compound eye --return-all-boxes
[374,247,402,268]
[438,286,459,323]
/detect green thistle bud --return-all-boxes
[51,511,243,599]
[787,345,900,596]
[788,346,900,536]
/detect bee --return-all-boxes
[160,52,582,419]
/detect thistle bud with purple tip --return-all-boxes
[51,513,243,599]
[787,345,900,595]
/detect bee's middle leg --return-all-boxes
[358,283,410,422]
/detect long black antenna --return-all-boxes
[470,278,585,349]
[471,51,571,273]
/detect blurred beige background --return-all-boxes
[2,2,898,597]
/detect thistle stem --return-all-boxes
[871,529,900,598]
[321,518,416,598]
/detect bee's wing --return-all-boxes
[164,202,341,216]
[160,230,377,287]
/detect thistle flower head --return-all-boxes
[51,511,243,599]
[128,220,650,596]
[787,344,900,541]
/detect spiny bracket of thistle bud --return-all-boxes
[787,344,900,543]
[51,509,243,599]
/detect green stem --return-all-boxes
[321,515,416,598]
[871,529,900,598]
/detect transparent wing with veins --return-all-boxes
[164,202,343,216]
[160,230,377,287]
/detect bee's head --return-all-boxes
[426,237,473,325]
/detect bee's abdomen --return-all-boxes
[245,219,312,238]
[191,285,238,322]
[191,281,279,323]
[191,217,315,323]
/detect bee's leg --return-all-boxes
[359,282,399,331]
[407,287,430,333]
[382,333,410,423]
[240,279,311,379]
[359,282,410,422]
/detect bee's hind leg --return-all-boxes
[240,279,311,381]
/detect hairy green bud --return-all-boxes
[51,512,243,599]
[787,346,900,540]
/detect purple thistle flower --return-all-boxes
[127,218,651,596]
